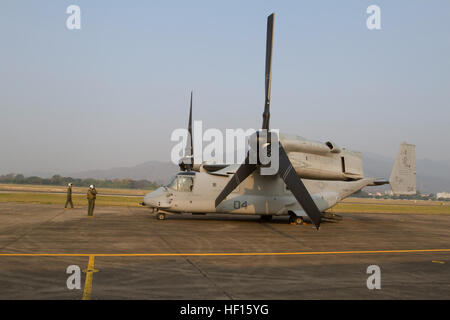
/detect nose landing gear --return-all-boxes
[156,212,166,220]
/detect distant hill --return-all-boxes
[67,161,179,185]
[70,154,449,194]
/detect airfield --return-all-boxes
[0,189,450,299]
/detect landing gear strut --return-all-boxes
[156,212,166,220]
[289,215,303,225]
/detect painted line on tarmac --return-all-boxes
[82,255,98,300]
[1,249,450,257]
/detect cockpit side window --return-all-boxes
[178,176,194,192]
[166,175,194,192]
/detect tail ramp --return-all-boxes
[389,142,416,195]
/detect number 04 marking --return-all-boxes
[233,201,248,209]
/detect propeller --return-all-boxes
[179,91,194,171]
[214,13,322,229]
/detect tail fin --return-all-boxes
[389,142,416,195]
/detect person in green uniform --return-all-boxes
[87,185,97,217]
[64,183,74,209]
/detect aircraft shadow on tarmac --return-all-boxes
[143,212,343,225]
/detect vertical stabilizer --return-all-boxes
[389,142,416,195]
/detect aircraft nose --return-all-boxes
[143,188,161,207]
[143,187,173,208]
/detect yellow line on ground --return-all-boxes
[82,255,97,300]
[1,249,450,257]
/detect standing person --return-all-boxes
[87,185,97,217]
[65,183,74,209]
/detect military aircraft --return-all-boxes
[142,13,416,229]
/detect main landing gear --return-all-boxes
[289,214,304,225]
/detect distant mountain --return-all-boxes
[68,161,179,185]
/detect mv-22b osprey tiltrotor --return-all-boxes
[142,14,416,229]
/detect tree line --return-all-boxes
[0,174,160,190]
[352,190,448,201]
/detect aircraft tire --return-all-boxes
[289,215,303,225]
[156,212,166,220]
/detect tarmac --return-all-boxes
[0,202,449,299]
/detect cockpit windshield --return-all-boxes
[165,173,194,192]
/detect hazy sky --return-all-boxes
[1,1,449,174]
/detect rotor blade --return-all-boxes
[262,13,274,130]
[278,145,322,229]
[215,155,257,207]
[188,91,193,158]
[179,91,194,172]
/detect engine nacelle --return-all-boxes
[280,134,341,155]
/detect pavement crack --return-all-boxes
[150,219,233,300]
[259,222,306,246]
[184,257,234,300]
[0,208,67,252]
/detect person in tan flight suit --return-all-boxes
[87,185,97,217]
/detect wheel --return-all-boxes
[260,215,273,221]
[156,212,166,220]
[289,215,303,225]
[294,216,304,225]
